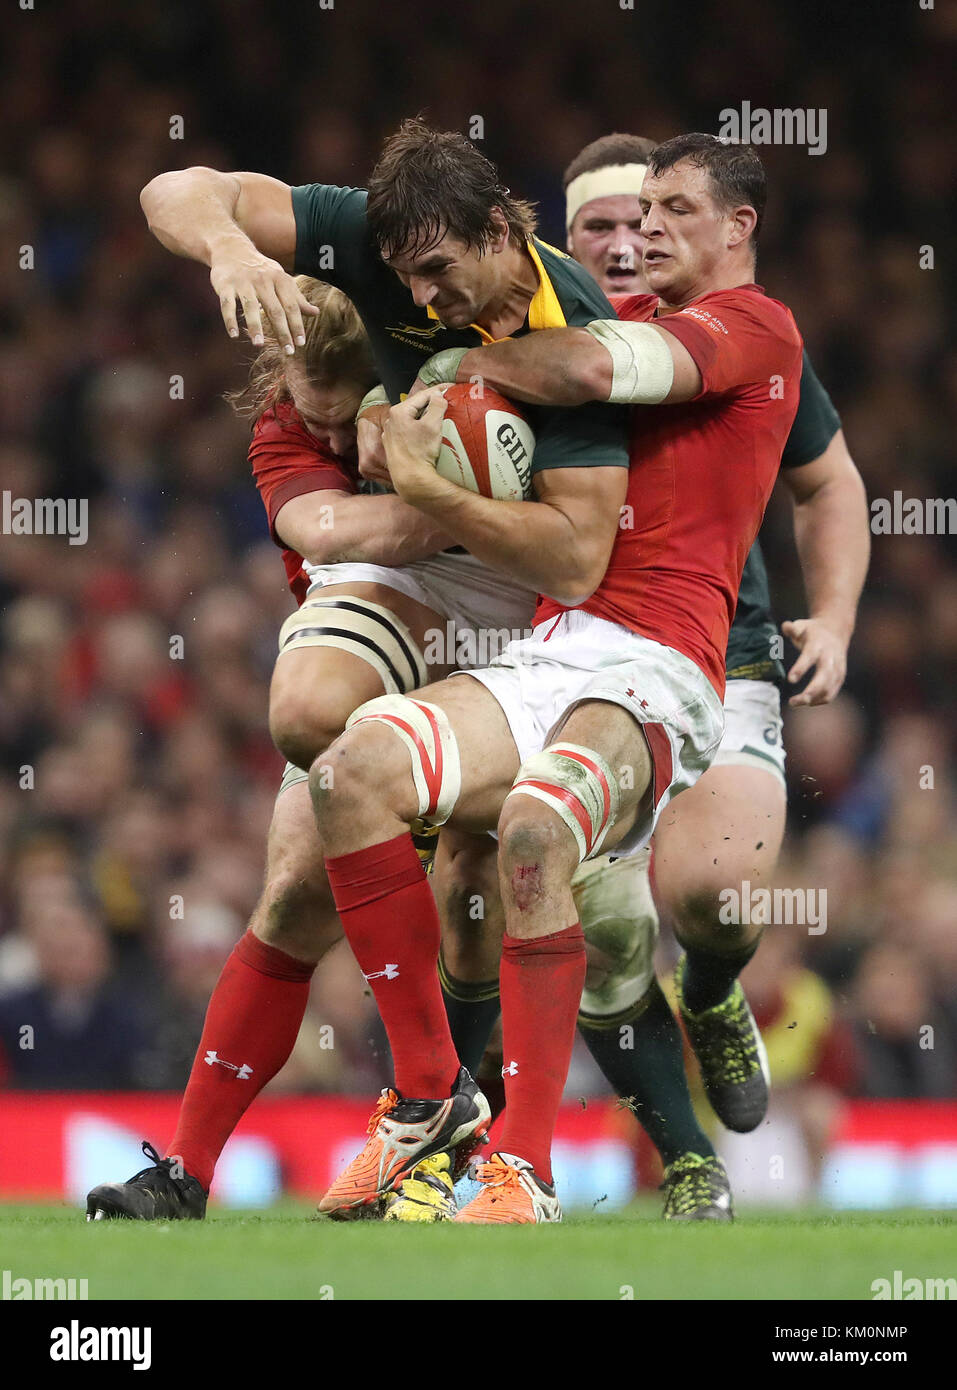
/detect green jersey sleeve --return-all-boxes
[782,350,841,468]
[528,400,630,474]
[290,183,379,296]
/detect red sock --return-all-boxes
[325,833,459,1099]
[166,930,315,1190]
[497,924,586,1184]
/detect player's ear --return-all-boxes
[728,204,758,252]
[488,208,511,253]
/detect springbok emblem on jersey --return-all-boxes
[386,322,443,340]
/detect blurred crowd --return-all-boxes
[0,1,954,1114]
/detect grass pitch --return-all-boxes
[1,1201,953,1300]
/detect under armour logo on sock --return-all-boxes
[362,964,400,981]
[502,1060,519,1076]
[204,1050,253,1079]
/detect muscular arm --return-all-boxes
[780,429,870,705]
[424,322,701,405]
[274,489,455,568]
[383,393,626,604]
[140,167,314,350]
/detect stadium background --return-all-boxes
[0,0,954,1211]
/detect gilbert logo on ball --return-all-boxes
[436,384,535,501]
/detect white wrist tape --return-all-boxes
[355,384,389,421]
[418,348,468,387]
[584,320,675,405]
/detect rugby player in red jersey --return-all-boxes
[562,133,868,1150]
[442,134,869,1200]
[311,134,804,1222]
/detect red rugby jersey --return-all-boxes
[249,399,359,606]
[535,284,802,696]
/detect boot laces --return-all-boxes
[367,1089,400,1136]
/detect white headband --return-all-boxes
[565,163,648,230]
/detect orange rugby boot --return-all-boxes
[318,1067,489,1220]
[455,1152,562,1224]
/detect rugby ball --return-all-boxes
[435,384,534,501]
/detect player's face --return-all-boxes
[384,230,498,330]
[568,194,647,296]
[284,362,362,460]
[639,161,741,303]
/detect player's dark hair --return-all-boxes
[648,133,767,246]
[367,117,537,258]
[562,133,659,188]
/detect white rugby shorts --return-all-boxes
[458,608,725,859]
[303,551,536,670]
[712,678,786,785]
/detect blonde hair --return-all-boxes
[226,277,376,420]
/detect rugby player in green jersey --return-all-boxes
[93,122,662,1221]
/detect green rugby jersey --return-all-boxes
[291,182,629,474]
[727,351,842,681]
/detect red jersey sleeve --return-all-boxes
[249,399,359,544]
[608,292,656,320]
[652,285,802,396]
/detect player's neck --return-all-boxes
[656,260,756,315]
[475,241,539,339]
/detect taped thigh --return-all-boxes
[505,742,620,863]
[345,694,462,825]
[277,594,428,694]
[277,761,310,799]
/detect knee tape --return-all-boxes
[506,742,620,863]
[346,694,462,825]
